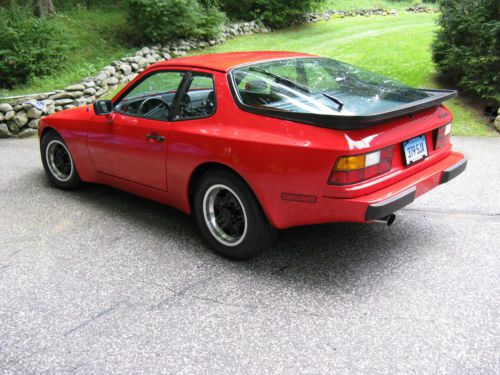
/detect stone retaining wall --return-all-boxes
[406,5,438,13]
[303,8,397,23]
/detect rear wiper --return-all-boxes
[249,67,344,111]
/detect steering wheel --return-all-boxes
[138,97,170,117]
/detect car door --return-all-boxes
[87,70,187,191]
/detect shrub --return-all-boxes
[0,6,67,89]
[220,0,324,28]
[433,0,500,105]
[125,0,225,44]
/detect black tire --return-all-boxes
[194,169,276,260]
[40,131,82,190]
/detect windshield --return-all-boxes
[230,57,431,116]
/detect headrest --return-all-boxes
[181,93,191,105]
[244,80,269,94]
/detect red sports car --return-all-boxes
[39,51,467,259]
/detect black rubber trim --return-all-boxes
[365,186,417,221]
[440,159,467,184]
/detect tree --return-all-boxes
[33,0,55,17]
[432,0,500,106]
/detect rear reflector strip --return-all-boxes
[281,193,317,203]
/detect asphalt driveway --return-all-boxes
[0,136,499,374]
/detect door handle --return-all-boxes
[146,133,166,143]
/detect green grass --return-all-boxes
[0,7,133,97]
[199,13,495,136]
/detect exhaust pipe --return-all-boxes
[373,214,396,226]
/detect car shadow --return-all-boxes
[35,171,420,291]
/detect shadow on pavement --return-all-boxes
[34,170,421,291]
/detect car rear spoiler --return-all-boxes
[230,88,458,130]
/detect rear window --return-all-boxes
[230,57,430,116]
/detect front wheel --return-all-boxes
[40,131,82,190]
[194,170,276,260]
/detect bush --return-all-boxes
[125,0,225,44]
[0,6,67,89]
[220,0,323,28]
[433,0,500,105]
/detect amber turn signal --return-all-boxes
[329,146,394,185]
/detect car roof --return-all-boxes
[148,51,316,73]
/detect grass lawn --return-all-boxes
[200,13,495,136]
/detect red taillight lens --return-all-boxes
[329,146,394,185]
[435,123,452,149]
[329,169,365,185]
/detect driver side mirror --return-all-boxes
[93,100,114,115]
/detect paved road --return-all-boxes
[0,137,499,374]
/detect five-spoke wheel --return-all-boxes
[194,170,276,259]
[41,131,82,189]
[203,184,248,247]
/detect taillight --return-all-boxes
[434,123,452,149]
[329,146,394,185]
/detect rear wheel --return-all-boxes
[41,131,82,190]
[194,170,276,260]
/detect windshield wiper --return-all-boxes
[249,67,344,111]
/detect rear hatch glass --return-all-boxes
[230,57,455,129]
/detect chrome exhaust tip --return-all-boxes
[373,214,396,226]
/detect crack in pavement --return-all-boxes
[148,274,218,310]
[64,299,129,337]
[186,293,444,325]
[403,207,500,220]
[188,293,325,319]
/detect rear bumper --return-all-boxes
[364,157,467,220]
[440,158,467,184]
[365,186,417,221]
[271,152,466,228]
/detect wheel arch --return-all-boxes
[187,162,275,227]
[40,126,60,141]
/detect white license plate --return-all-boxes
[403,135,428,165]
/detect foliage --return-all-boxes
[0,5,67,88]
[125,0,226,43]
[433,0,500,104]
[0,6,134,97]
[219,0,323,28]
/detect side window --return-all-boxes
[114,71,185,120]
[177,74,216,120]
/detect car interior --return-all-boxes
[114,73,216,121]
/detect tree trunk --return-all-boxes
[34,0,55,17]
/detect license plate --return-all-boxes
[403,135,428,165]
